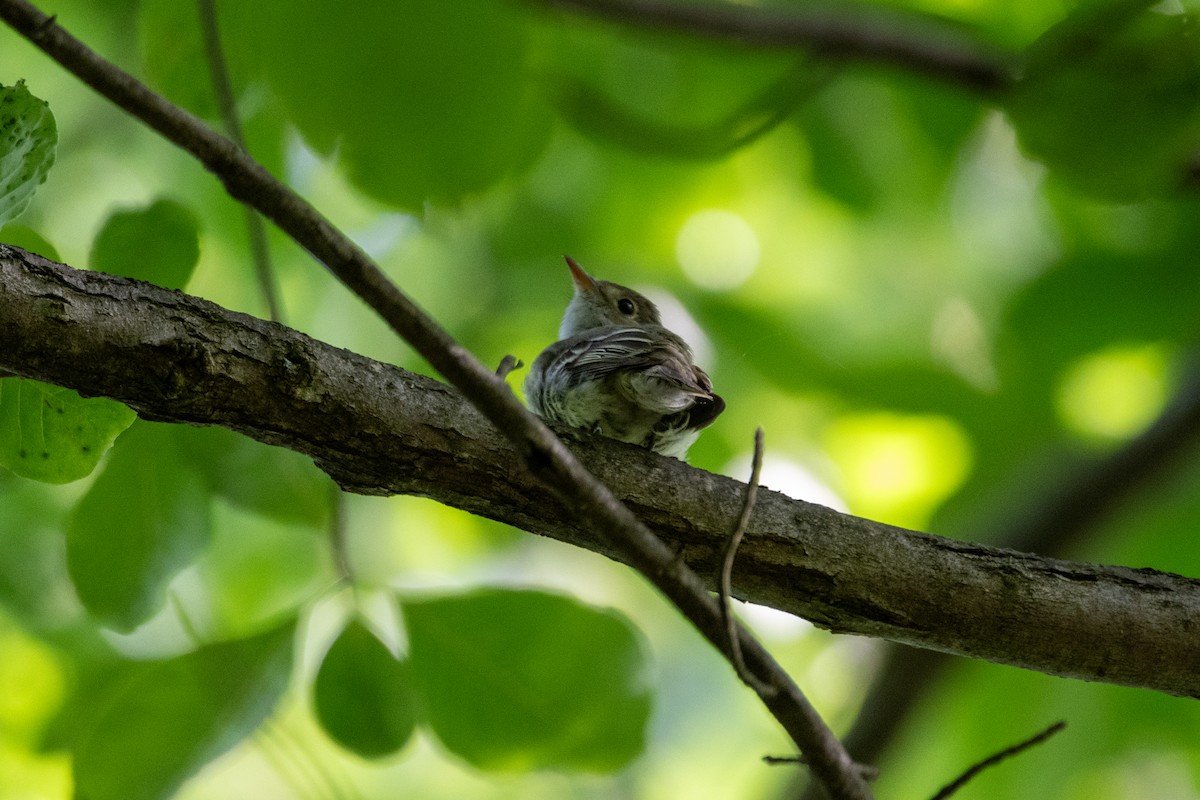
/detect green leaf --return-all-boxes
[67,421,212,631]
[798,73,983,213]
[243,0,551,209]
[0,378,135,484]
[0,222,59,261]
[0,80,56,228]
[404,588,651,773]
[1008,6,1200,200]
[182,426,331,527]
[36,627,134,754]
[73,623,294,800]
[313,619,419,758]
[89,198,200,289]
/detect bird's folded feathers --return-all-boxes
[532,325,714,421]
[547,326,704,387]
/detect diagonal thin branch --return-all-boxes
[0,3,870,796]
[537,0,1015,94]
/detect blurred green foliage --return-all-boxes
[0,0,1199,797]
[89,198,200,289]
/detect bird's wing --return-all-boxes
[526,324,726,437]
[552,326,705,391]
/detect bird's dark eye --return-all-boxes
[617,298,636,316]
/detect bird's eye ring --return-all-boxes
[617,298,636,315]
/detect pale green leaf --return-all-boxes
[0,378,135,484]
[242,0,551,209]
[182,425,331,528]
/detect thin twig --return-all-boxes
[929,721,1066,800]
[538,0,1014,94]
[0,3,871,797]
[195,0,283,323]
[764,755,804,766]
[719,427,773,695]
[168,588,204,646]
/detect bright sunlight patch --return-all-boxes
[1056,343,1171,442]
[675,209,760,290]
[824,412,972,528]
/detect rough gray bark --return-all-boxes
[3,244,1199,699]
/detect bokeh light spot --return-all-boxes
[675,209,760,290]
[1057,343,1171,442]
[0,625,65,741]
[824,413,972,528]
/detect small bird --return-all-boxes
[524,256,724,459]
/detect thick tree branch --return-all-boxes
[0,4,871,795]
[3,247,1200,702]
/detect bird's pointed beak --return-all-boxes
[565,255,599,294]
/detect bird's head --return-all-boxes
[558,256,662,338]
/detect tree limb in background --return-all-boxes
[0,3,871,796]
[546,0,1200,196]
[538,0,1015,93]
[552,56,833,159]
[3,247,1200,703]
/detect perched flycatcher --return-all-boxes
[525,257,724,459]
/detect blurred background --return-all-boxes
[2,0,1200,797]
